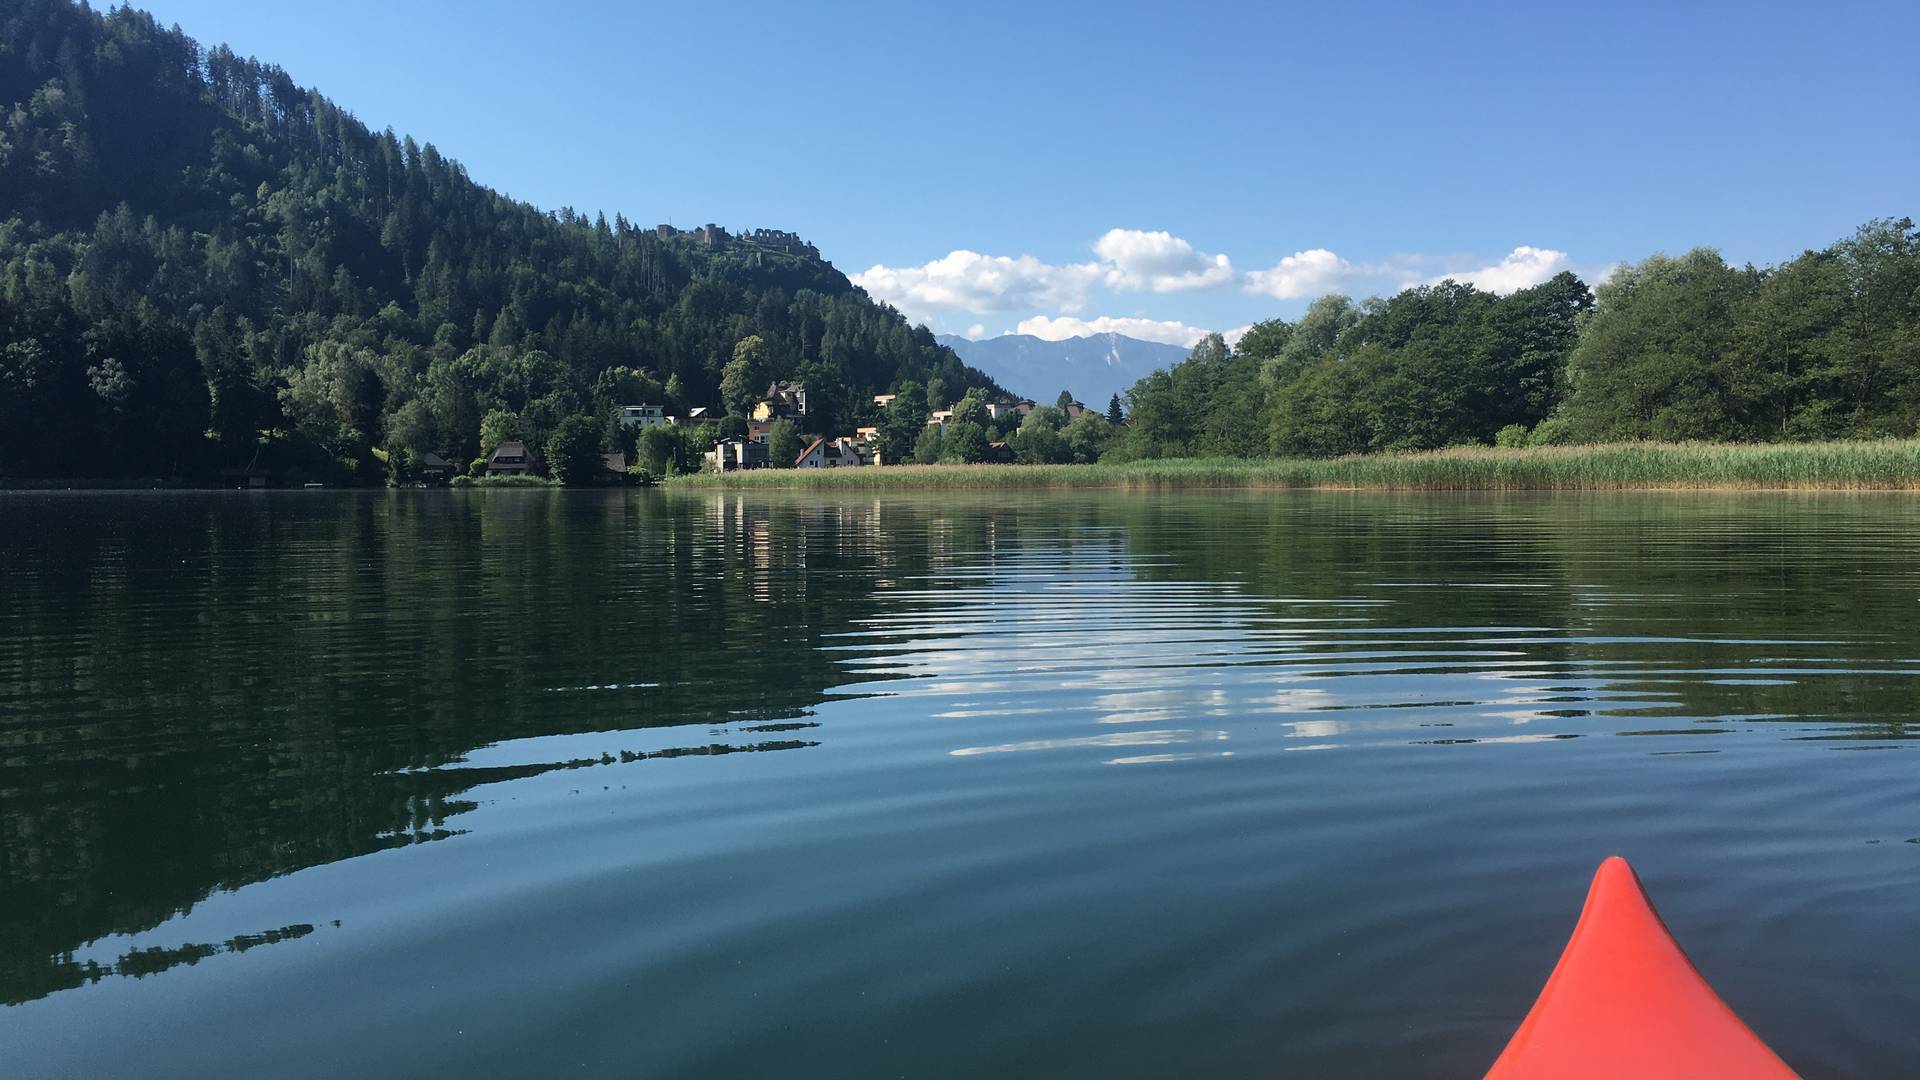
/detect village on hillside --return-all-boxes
[473,381,1110,483]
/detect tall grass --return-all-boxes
[449,473,558,488]
[665,441,1920,492]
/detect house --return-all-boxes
[873,392,897,408]
[751,381,809,421]
[1061,400,1094,419]
[1012,399,1037,416]
[747,419,775,443]
[417,452,456,483]
[794,436,869,469]
[706,439,770,471]
[678,406,716,426]
[985,441,1015,464]
[601,452,628,481]
[485,441,543,476]
[618,404,668,428]
[855,425,879,443]
[220,466,270,489]
[927,410,954,427]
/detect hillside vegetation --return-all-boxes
[1101,220,1920,464]
[0,0,998,481]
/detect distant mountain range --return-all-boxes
[935,333,1192,406]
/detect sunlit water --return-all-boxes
[2,490,1917,1078]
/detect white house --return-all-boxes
[617,404,668,428]
[794,436,869,468]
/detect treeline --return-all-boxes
[0,0,998,481]
[1110,218,1920,461]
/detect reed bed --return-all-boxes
[664,441,1920,492]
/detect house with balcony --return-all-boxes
[484,441,543,477]
[617,404,669,428]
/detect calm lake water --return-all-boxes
[2,489,1917,1078]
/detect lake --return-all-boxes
[2,489,1916,1078]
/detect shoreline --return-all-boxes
[663,441,1920,492]
[15,441,1920,494]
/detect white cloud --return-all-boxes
[1092,229,1235,293]
[963,323,987,339]
[1014,314,1212,347]
[850,250,1102,320]
[1425,246,1570,293]
[852,228,1233,324]
[1245,249,1352,299]
[1221,324,1254,348]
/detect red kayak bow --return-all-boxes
[1485,856,1798,1078]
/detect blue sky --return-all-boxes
[141,0,1920,345]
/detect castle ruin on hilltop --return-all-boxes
[653,223,821,260]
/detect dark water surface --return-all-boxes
[2,490,1917,1078]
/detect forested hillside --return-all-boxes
[1109,219,1920,462]
[0,0,998,481]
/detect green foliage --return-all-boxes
[1061,412,1114,463]
[1528,417,1575,446]
[1561,221,1920,442]
[720,335,772,417]
[0,0,1004,481]
[1108,273,1605,463]
[768,418,803,467]
[1188,332,1230,366]
[792,358,852,436]
[949,392,988,427]
[479,409,519,455]
[1495,423,1530,448]
[911,424,943,465]
[1106,334,1267,462]
[635,423,704,476]
[544,415,606,485]
[877,378,929,465]
[1234,319,1294,362]
[1559,250,1751,441]
[939,420,990,464]
[1010,406,1067,464]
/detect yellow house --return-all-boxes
[752,381,809,422]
